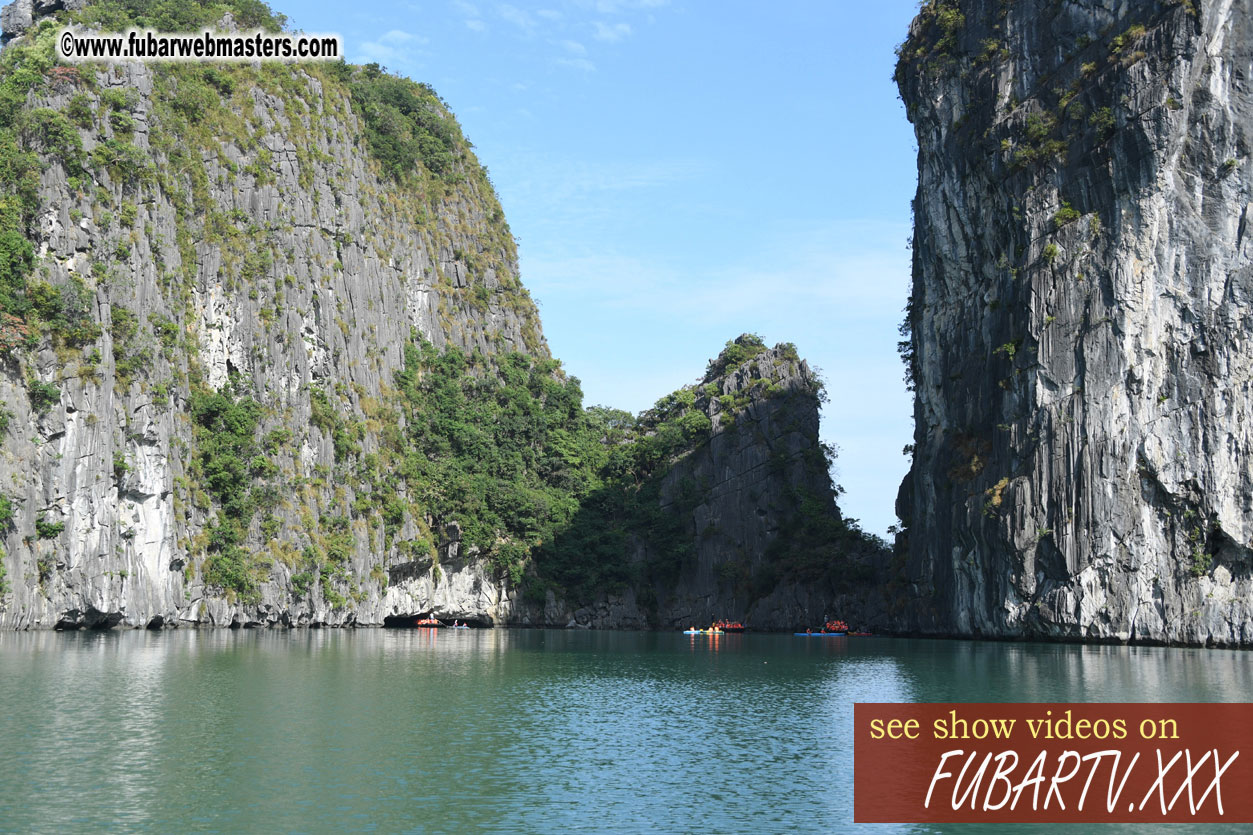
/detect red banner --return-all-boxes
[854,703,1253,823]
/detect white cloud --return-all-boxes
[560,39,587,55]
[498,4,536,33]
[454,0,485,30]
[378,29,423,44]
[556,56,596,72]
[592,21,631,42]
[356,42,401,66]
[355,28,429,68]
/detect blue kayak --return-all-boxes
[794,632,845,637]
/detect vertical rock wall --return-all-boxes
[0,8,543,628]
[897,0,1253,645]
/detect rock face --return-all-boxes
[0,2,542,629]
[0,1,878,630]
[896,0,1253,645]
[0,0,83,48]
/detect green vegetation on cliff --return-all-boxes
[340,62,464,183]
[0,27,51,333]
[76,0,286,30]
[189,384,270,600]
[393,340,600,584]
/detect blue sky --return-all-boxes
[288,1,921,536]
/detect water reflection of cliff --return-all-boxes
[888,639,1253,703]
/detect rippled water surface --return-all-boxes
[0,629,1249,833]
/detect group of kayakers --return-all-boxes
[681,617,863,634]
[805,620,848,634]
[412,616,469,628]
[802,619,874,635]
[683,619,737,634]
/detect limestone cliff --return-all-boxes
[0,0,542,628]
[896,0,1253,645]
[0,0,877,630]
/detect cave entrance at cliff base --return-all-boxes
[382,615,491,629]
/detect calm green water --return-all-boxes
[0,629,1250,834]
